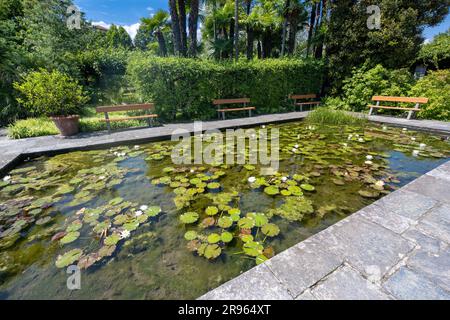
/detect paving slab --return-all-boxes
[404,175,450,204]
[383,267,450,300]
[198,264,293,300]
[265,242,342,297]
[426,160,450,182]
[416,204,450,244]
[368,115,450,134]
[402,228,446,254]
[310,264,391,300]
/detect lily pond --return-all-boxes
[0,122,449,299]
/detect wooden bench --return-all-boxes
[289,94,321,111]
[96,103,158,132]
[212,98,255,120]
[368,96,428,120]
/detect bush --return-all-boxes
[409,69,450,121]
[13,69,89,117]
[306,107,368,126]
[127,54,324,121]
[333,64,414,112]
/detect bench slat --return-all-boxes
[371,96,428,104]
[295,102,321,105]
[98,114,158,122]
[96,103,155,113]
[218,107,256,112]
[213,98,250,105]
[368,105,420,111]
[290,94,317,99]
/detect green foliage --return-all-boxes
[14,69,88,117]
[332,65,414,112]
[306,107,368,126]
[409,70,450,121]
[106,25,133,49]
[127,54,323,121]
[417,29,450,69]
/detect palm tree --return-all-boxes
[234,0,239,60]
[189,0,200,56]
[168,0,182,54]
[141,10,170,56]
[178,0,188,56]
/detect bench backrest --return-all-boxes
[372,96,428,104]
[213,98,250,105]
[96,103,155,113]
[290,94,318,100]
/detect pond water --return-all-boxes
[0,122,448,299]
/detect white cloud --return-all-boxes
[147,7,154,12]
[424,38,432,44]
[92,21,141,40]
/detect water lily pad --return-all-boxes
[264,186,279,196]
[145,206,161,217]
[55,249,83,268]
[261,223,280,237]
[205,206,219,216]
[256,254,268,265]
[221,232,233,243]
[217,216,233,228]
[207,233,221,244]
[98,245,116,258]
[200,217,216,228]
[300,184,315,191]
[244,164,255,171]
[207,182,221,190]
[36,216,52,226]
[180,212,199,224]
[104,233,121,246]
[240,234,254,243]
[248,213,268,227]
[358,190,380,198]
[60,231,80,245]
[332,179,345,186]
[184,230,198,241]
[109,197,124,206]
[243,241,264,257]
[204,244,221,259]
[66,220,82,232]
[238,217,255,229]
[123,220,140,231]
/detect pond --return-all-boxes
[0,121,449,299]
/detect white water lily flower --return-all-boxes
[120,230,131,239]
[99,175,106,180]
[294,144,299,149]
[382,126,388,131]
[248,176,256,183]
[134,145,140,150]
[297,134,301,139]
[411,137,416,141]
[3,175,11,182]
[355,134,359,137]
[402,128,408,131]
[261,125,266,129]
[292,148,297,153]
[366,155,373,160]
[358,138,364,142]
[190,169,195,173]
[113,151,118,156]
[343,143,348,147]
[281,177,288,182]
[419,143,426,149]
[375,180,385,188]
[365,160,373,165]
[139,205,148,211]
[348,134,353,140]
[135,210,144,217]
[412,150,420,157]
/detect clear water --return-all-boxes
[0,122,448,299]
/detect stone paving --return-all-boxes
[199,160,450,300]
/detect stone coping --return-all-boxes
[199,160,450,300]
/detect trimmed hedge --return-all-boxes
[127,55,324,121]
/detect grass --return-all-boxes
[8,117,149,139]
[305,107,368,126]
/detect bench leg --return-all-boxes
[222,111,225,120]
[147,117,154,127]
[407,110,414,120]
[249,109,252,117]
[368,107,373,116]
[106,121,111,133]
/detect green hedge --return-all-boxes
[127,55,324,121]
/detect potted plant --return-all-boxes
[14,69,88,136]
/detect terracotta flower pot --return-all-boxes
[51,115,80,136]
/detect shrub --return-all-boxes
[305,107,368,126]
[127,54,324,121]
[335,64,414,112]
[13,69,89,117]
[409,69,450,121]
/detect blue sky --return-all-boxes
[75,0,449,41]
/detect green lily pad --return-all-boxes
[240,234,254,243]
[264,186,279,196]
[184,230,198,241]
[104,233,121,246]
[145,206,161,217]
[238,217,255,229]
[243,241,264,257]
[217,216,233,228]
[98,245,116,258]
[207,182,221,190]
[300,184,315,191]
[261,223,280,237]
[204,244,221,259]
[221,232,233,243]
[205,206,219,216]
[207,233,221,244]
[358,190,380,198]
[60,231,80,245]
[256,254,268,265]
[55,249,83,268]
[109,197,124,206]
[66,220,82,232]
[179,212,199,224]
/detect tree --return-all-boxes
[178,0,188,56]
[169,0,182,54]
[189,0,200,56]
[106,25,133,49]
[417,29,450,69]
[141,10,170,56]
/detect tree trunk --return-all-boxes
[306,2,317,57]
[257,40,262,59]
[229,19,235,59]
[169,0,181,54]
[287,20,298,55]
[245,1,253,60]
[188,0,199,57]
[314,0,327,59]
[156,31,168,56]
[262,31,272,58]
[178,0,187,56]
[234,0,239,60]
[281,0,291,57]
